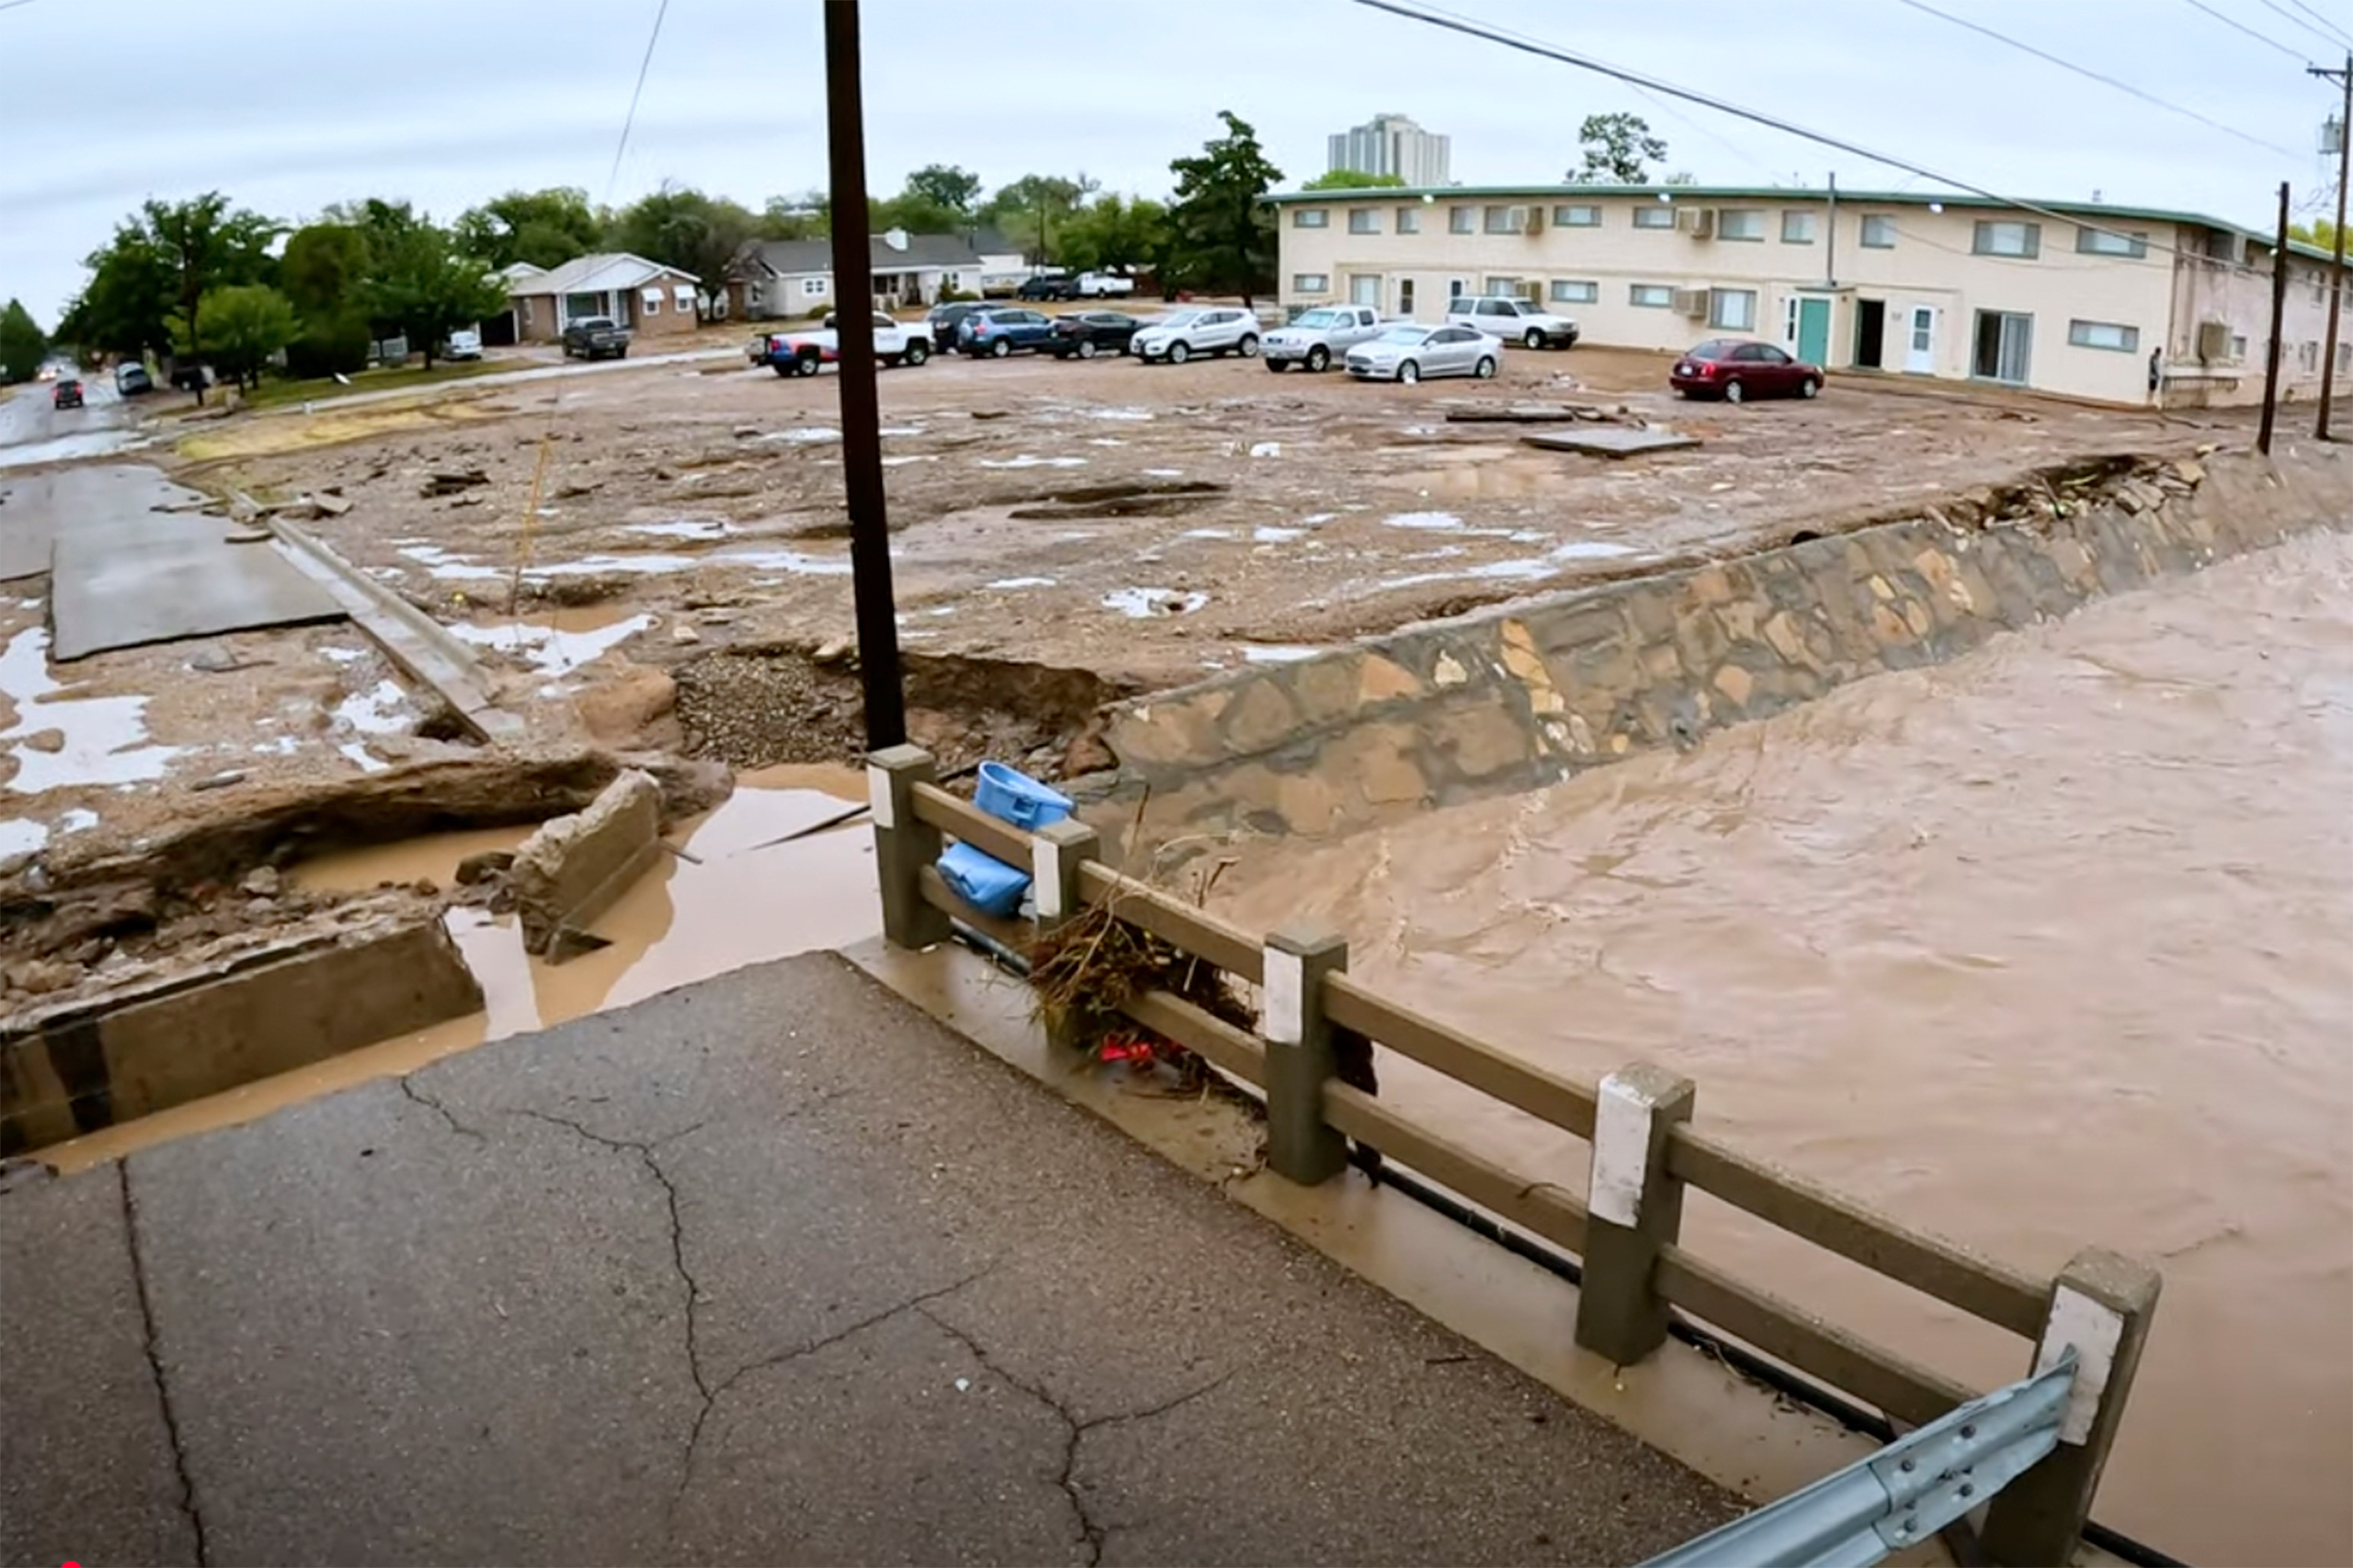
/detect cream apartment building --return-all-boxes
[1271,184,2339,407]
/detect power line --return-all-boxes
[2286,0,2353,45]
[1896,0,2302,159]
[1347,0,2275,269]
[2181,0,2313,60]
[606,0,672,202]
[2258,0,2353,47]
[0,2,44,13]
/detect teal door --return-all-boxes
[1796,296,1832,364]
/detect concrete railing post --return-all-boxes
[1980,1249,2162,1568]
[1031,818,1101,1054]
[867,745,951,950]
[1575,1062,1697,1366]
[1262,926,1349,1185]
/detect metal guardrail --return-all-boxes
[1640,1354,2075,1568]
[867,745,2164,1567]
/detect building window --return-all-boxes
[1395,205,1422,234]
[1630,283,1674,308]
[642,294,660,317]
[1349,208,1380,235]
[2338,342,2350,373]
[1553,203,1601,227]
[2233,334,2249,361]
[801,277,828,297]
[1781,211,1817,244]
[673,283,696,311]
[1710,289,1758,330]
[1718,208,1765,242]
[1973,220,2041,259]
[2067,319,2139,352]
[1350,275,1382,306]
[1449,206,1477,234]
[1484,205,1525,234]
[1292,273,1331,294]
[1484,276,1527,298]
[1633,205,1676,230]
[1859,215,1897,248]
[1447,277,1469,298]
[2302,340,2319,371]
[1292,208,1329,229]
[2075,226,2147,258]
[1550,279,1599,304]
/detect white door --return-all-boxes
[1904,305,1937,374]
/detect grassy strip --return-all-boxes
[240,358,511,412]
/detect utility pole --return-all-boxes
[2311,53,2352,439]
[2262,181,2291,454]
[823,0,907,750]
[1824,170,1838,289]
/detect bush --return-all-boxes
[935,285,978,303]
[804,303,832,320]
[285,311,371,379]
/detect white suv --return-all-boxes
[1131,307,1262,364]
[1445,295,1579,349]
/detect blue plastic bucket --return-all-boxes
[973,761,1073,831]
[937,842,1031,918]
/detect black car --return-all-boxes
[1016,273,1077,302]
[926,300,995,350]
[51,378,84,410]
[1048,311,1143,359]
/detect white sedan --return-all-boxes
[1344,323,1502,383]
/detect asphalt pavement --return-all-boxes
[0,952,1738,1567]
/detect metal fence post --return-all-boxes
[867,745,951,950]
[1575,1062,1697,1366]
[1031,818,1101,1053]
[1980,1249,2162,1567]
[1262,926,1349,1185]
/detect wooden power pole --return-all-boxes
[2312,55,2352,440]
[2262,181,2291,454]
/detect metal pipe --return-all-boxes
[822,0,908,749]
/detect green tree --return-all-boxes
[1055,194,1171,276]
[608,185,759,321]
[982,173,1098,262]
[57,225,176,360]
[2293,218,2340,251]
[173,284,298,391]
[1568,113,1668,184]
[455,187,603,270]
[901,164,982,217]
[760,192,828,240]
[1302,169,1407,191]
[278,224,373,377]
[144,193,282,357]
[0,298,47,384]
[1165,112,1283,305]
[360,223,506,369]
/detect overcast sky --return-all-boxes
[4,0,2345,323]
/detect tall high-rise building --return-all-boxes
[1326,113,1451,187]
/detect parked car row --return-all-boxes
[755,313,935,376]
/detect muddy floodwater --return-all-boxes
[1216,528,2353,1566]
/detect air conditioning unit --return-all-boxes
[1676,207,1715,238]
[2195,319,2232,362]
[1673,288,1711,317]
[1520,205,1544,236]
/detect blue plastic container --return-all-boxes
[938,841,1031,917]
[974,762,1073,832]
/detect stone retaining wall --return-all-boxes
[1081,444,2353,865]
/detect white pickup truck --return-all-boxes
[1075,271,1135,298]
[1445,295,1578,349]
[763,312,934,376]
[1261,304,1386,373]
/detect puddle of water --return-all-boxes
[1303,512,1336,524]
[1180,528,1238,541]
[48,774,881,1176]
[761,427,842,444]
[1087,407,1154,422]
[1250,442,1282,458]
[1254,526,1305,543]
[978,455,1089,469]
[878,425,925,437]
[60,807,97,833]
[1384,511,1465,531]
[1086,438,1128,448]
[450,607,655,674]
[0,628,183,794]
[321,646,368,664]
[1142,467,1183,478]
[720,547,853,576]
[623,520,733,541]
[986,576,1057,590]
[881,455,937,467]
[1241,645,1321,664]
[333,679,413,734]
[0,429,151,471]
[1104,587,1209,618]
[400,543,506,582]
[1,817,47,856]
[253,736,301,756]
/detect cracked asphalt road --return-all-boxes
[1,952,1738,1566]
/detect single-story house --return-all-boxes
[506,253,704,344]
[729,229,1004,318]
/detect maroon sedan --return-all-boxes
[1669,339,1824,403]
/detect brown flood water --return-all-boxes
[1216,529,2353,1566]
[44,765,880,1174]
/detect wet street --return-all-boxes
[1215,527,2353,1567]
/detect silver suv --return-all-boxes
[1131,307,1262,364]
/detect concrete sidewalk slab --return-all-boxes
[49,511,342,661]
[1,953,1737,1566]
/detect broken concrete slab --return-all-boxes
[1445,403,1617,424]
[49,512,346,661]
[1520,427,1701,458]
[1,907,482,1154]
[510,769,664,956]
